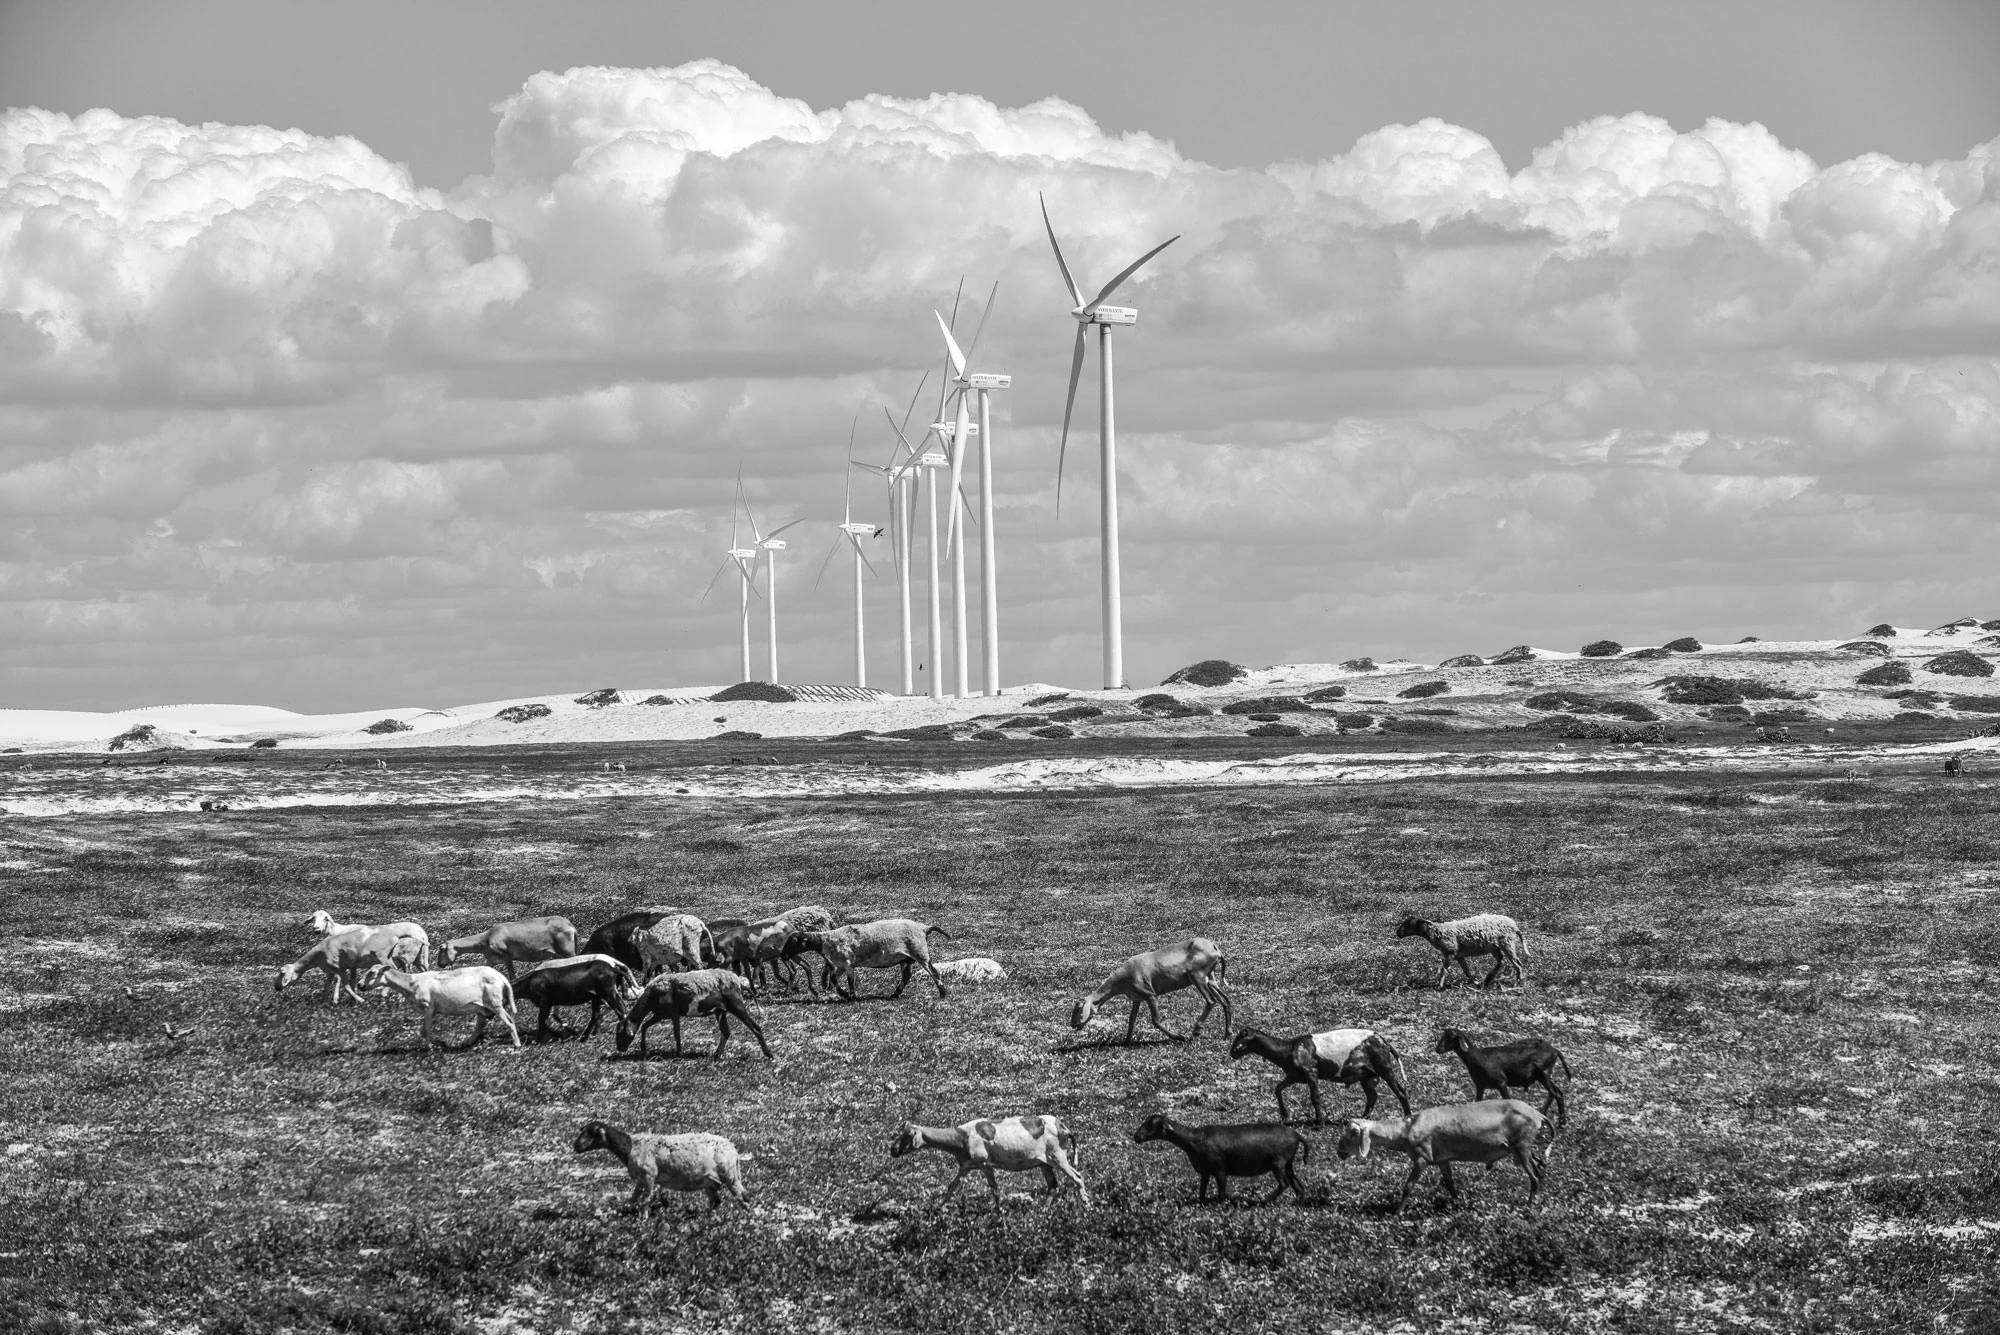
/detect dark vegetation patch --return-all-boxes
[1751,709,1815,725]
[1859,662,1913,687]
[1026,693,1072,707]
[1896,711,1937,722]
[1133,694,1182,711]
[1623,647,1672,660]
[1488,645,1537,665]
[711,682,800,703]
[970,730,1008,741]
[1030,725,1075,739]
[363,718,412,735]
[1410,708,1460,716]
[1381,717,1454,734]
[1046,705,1104,723]
[1925,651,1994,678]
[1333,712,1375,729]
[1659,676,1812,706]
[1396,680,1449,699]
[1339,657,1378,673]
[712,730,763,741]
[250,738,279,749]
[495,704,552,723]
[108,724,158,751]
[881,725,956,742]
[1950,696,2000,714]
[1302,686,1347,703]
[1661,637,1703,652]
[574,687,622,708]
[1438,654,1485,668]
[1865,623,1898,636]
[997,715,1048,729]
[1525,690,1657,722]
[1838,641,1892,657]
[1580,639,1622,657]
[1221,697,1309,716]
[1246,723,1305,737]
[1160,660,1245,687]
[1882,690,1944,707]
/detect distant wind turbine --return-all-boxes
[816,415,882,688]
[935,280,1011,696]
[855,374,929,695]
[741,492,805,683]
[698,472,764,682]
[1040,193,1180,690]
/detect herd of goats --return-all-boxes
[275,904,1564,1213]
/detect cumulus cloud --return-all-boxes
[1,61,1997,707]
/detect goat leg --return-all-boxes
[1122,996,1143,1045]
[890,962,912,998]
[1482,955,1505,988]
[713,1013,733,1060]
[1143,997,1184,1043]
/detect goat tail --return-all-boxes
[1059,1130,1081,1166]
[500,978,516,1014]
[1513,929,1529,963]
[924,925,953,941]
[1554,1048,1572,1081]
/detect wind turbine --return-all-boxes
[816,416,881,688]
[885,405,950,700]
[854,374,929,695]
[1040,193,1180,690]
[935,280,1011,696]
[741,493,805,684]
[699,474,764,682]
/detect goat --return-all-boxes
[274,927,412,1005]
[633,913,714,981]
[615,968,772,1060]
[1228,1025,1411,1126]
[712,917,800,996]
[1070,938,1230,1043]
[358,963,520,1049]
[889,1116,1087,1205]
[437,915,578,980]
[1395,913,1528,990]
[571,1120,747,1211]
[306,909,430,972]
[1337,1100,1550,1208]
[795,919,950,1001]
[1132,1114,1309,1205]
[513,955,639,1040]
[1945,755,1965,776]
[1434,1028,1573,1126]
[582,909,675,973]
[933,956,1007,984]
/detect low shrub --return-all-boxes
[881,724,955,741]
[495,703,552,723]
[1382,716,1453,734]
[1950,696,2000,714]
[1661,636,1703,652]
[1026,693,1071,707]
[574,687,621,708]
[1752,708,1814,725]
[1333,711,1375,729]
[1599,700,1660,722]
[713,730,763,741]
[1858,661,1913,686]
[1925,650,1995,678]
[249,738,278,749]
[1340,657,1378,672]
[1159,704,1214,718]
[832,729,875,740]
[1489,644,1538,665]
[1160,660,1245,687]
[108,724,157,751]
[1031,724,1075,740]
[1930,617,1980,634]
[997,715,1048,729]
[1221,696,1309,715]
[1882,689,1943,705]
[1248,713,1280,722]
[1562,719,1671,743]
[1979,635,2000,647]
[1659,675,1811,705]
[1837,640,1892,657]
[1580,639,1622,657]
[1737,635,1762,642]
[1526,689,1596,712]
[639,694,677,705]
[970,729,1008,741]
[1894,711,1936,722]
[363,718,411,735]
[1437,653,1485,668]
[710,681,799,703]
[1411,708,1461,716]
[1865,622,1897,636]
[1247,722,1306,738]
[1624,647,1672,659]
[1397,680,1449,699]
[1046,705,1104,722]
[1303,685,1347,703]
[1133,693,1182,710]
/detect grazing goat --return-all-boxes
[1132,1114,1309,1205]
[633,913,713,981]
[1395,913,1528,990]
[274,927,411,1005]
[933,956,1007,984]
[712,917,800,995]
[306,909,430,972]
[513,955,639,1040]
[1070,938,1230,1043]
[1434,1028,1572,1126]
[1228,1025,1411,1126]
[358,963,520,1049]
[437,915,578,979]
[582,909,675,973]
[571,1120,747,1211]
[1337,1100,1550,1208]
[890,1116,1087,1205]
[795,919,950,1001]
[615,968,772,1060]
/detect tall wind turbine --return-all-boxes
[886,407,950,700]
[815,416,881,688]
[935,281,1011,696]
[741,494,805,684]
[1040,194,1180,690]
[699,474,763,682]
[855,374,929,695]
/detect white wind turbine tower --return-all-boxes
[885,406,951,700]
[815,416,882,688]
[1040,194,1180,690]
[935,281,1011,697]
[854,375,930,695]
[698,473,764,682]
[740,493,805,684]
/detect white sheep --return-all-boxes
[1069,938,1231,1043]
[891,1115,1087,1205]
[796,918,951,1000]
[933,956,1006,984]
[357,963,521,1049]
[274,927,417,1005]
[306,909,430,973]
[1395,913,1528,990]
[1337,1099,1549,1208]
[632,913,713,980]
[571,1119,748,1211]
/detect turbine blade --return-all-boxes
[844,414,857,521]
[699,555,733,603]
[769,516,808,539]
[731,468,742,546]
[848,533,880,579]
[896,371,929,445]
[944,390,971,553]
[852,459,889,476]
[812,532,842,592]
[1040,193,1083,308]
[740,557,766,603]
[934,309,967,379]
[1089,233,1181,310]
[963,279,998,368]
[1056,323,1088,515]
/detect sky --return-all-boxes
[2,0,1999,710]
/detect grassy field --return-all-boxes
[3,749,1998,1333]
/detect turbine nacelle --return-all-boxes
[758,539,788,551]
[839,521,878,538]
[967,372,1012,390]
[918,451,948,468]
[728,547,758,560]
[929,422,979,439]
[1073,305,1138,326]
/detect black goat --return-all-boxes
[1434,1027,1572,1126]
[1132,1114,1310,1204]
[1228,1025,1411,1126]
[582,910,674,974]
[513,956,635,1041]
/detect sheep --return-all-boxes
[357,963,520,1049]
[712,917,801,996]
[1336,1100,1550,1208]
[306,909,430,972]
[615,968,772,1060]
[1395,913,1528,990]
[513,955,640,1040]
[437,915,578,980]
[1227,1025,1412,1126]
[582,909,676,973]
[571,1119,747,1212]
[1069,938,1230,1044]
[274,927,412,1005]
[1132,1114,1310,1205]
[933,956,1007,984]
[1434,1028,1573,1127]
[794,918,950,1001]
[889,1116,1087,1205]
[632,913,714,981]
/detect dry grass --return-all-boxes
[2,756,1998,1332]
